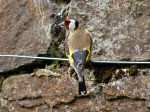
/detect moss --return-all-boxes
[0,76,4,91]
[128,66,138,76]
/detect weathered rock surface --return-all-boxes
[0,0,71,72]
[53,75,150,112]
[0,0,52,72]
[69,0,150,60]
[1,74,77,111]
[103,75,150,101]
[0,71,150,112]
[0,0,150,112]
[54,98,149,112]
[1,0,149,73]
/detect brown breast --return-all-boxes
[68,29,92,51]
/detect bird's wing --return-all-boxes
[68,29,92,64]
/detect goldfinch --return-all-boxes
[64,17,92,95]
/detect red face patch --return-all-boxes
[64,20,70,30]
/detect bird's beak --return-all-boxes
[58,21,64,27]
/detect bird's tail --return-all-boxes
[72,49,88,95]
[75,62,87,95]
[78,76,87,95]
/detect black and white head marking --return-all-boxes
[69,19,79,31]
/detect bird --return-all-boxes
[63,17,92,95]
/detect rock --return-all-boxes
[0,0,150,112]
[103,75,150,100]
[16,98,45,108]
[53,98,148,112]
[0,0,70,72]
[53,74,150,112]
[1,74,77,111]
[69,0,150,60]
[31,69,61,77]
[1,69,150,112]
[0,0,51,72]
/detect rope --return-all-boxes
[0,54,150,65]
[0,55,68,61]
[93,60,150,64]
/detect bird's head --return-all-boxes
[64,17,79,31]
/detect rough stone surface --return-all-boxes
[0,72,150,112]
[0,0,150,112]
[69,0,150,60]
[0,0,150,68]
[103,75,150,100]
[1,74,77,111]
[0,0,52,72]
[53,98,149,112]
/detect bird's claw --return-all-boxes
[80,90,87,95]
